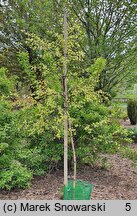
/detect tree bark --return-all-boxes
[63,6,68,187]
[68,119,76,188]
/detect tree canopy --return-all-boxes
[1,0,137,94]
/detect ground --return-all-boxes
[0,119,137,200]
[121,119,137,129]
[0,146,137,200]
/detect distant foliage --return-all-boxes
[0,67,14,96]
[127,99,137,125]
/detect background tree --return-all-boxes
[67,0,137,95]
[0,0,61,93]
[1,1,137,96]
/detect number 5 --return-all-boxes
[125,203,131,211]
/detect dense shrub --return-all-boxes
[1,93,131,190]
[69,102,131,165]
[0,100,64,189]
[127,99,137,125]
[0,161,32,190]
[0,60,133,190]
[127,128,137,142]
[0,101,32,189]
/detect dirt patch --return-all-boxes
[120,119,137,129]
[0,151,137,200]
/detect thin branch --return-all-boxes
[68,119,76,188]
